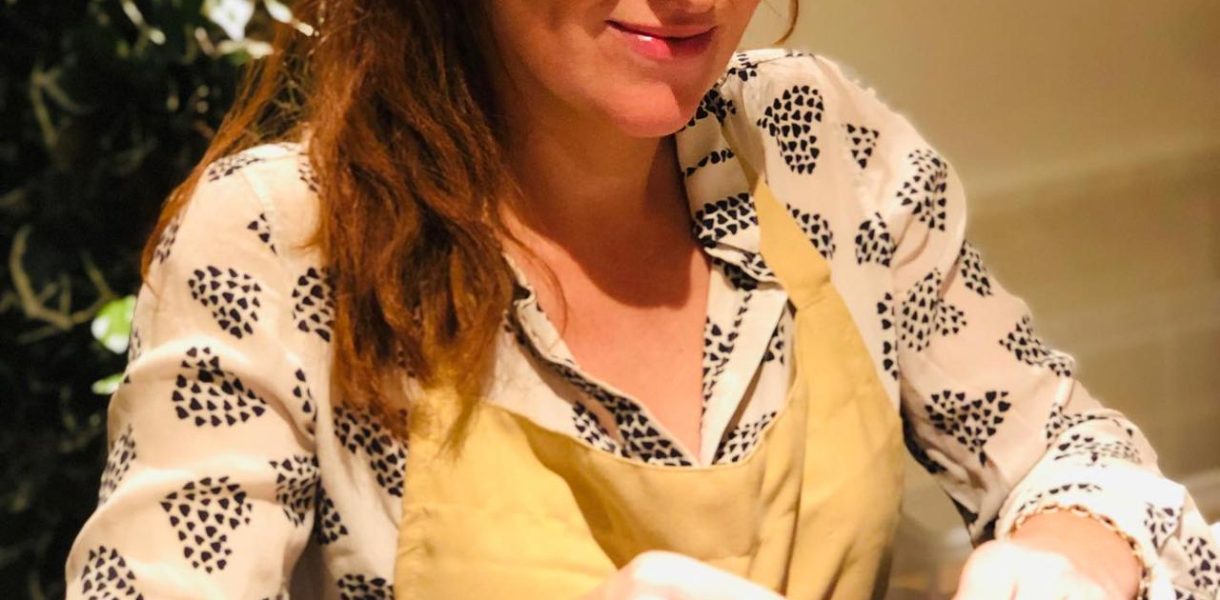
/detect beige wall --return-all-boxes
[742,2,1220,596]
[746,0,1220,200]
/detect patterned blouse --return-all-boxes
[66,48,1218,600]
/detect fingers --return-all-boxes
[587,550,785,600]
[952,542,1016,600]
[1008,571,1063,600]
[1010,570,1110,600]
[1006,544,1071,600]
[626,551,784,600]
[953,540,1115,600]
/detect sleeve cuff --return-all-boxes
[996,463,1188,600]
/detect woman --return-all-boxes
[65,0,1218,598]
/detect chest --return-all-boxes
[517,248,714,458]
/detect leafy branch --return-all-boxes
[5,226,117,344]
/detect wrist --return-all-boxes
[1009,508,1143,599]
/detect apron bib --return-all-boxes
[392,175,905,599]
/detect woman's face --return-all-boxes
[487,0,762,138]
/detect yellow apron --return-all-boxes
[393,175,905,599]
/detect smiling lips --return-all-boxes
[607,20,717,61]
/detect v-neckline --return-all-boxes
[502,251,789,466]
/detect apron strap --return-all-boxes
[721,125,832,310]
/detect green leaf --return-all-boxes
[216,38,273,59]
[90,295,136,355]
[263,0,293,24]
[202,0,256,41]
[90,373,125,396]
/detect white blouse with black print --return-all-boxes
[66,49,1218,600]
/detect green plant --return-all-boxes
[89,295,136,395]
[0,1,278,596]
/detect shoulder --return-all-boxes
[710,49,955,213]
[188,141,324,265]
[145,140,326,303]
[700,50,964,248]
[715,49,896,118]
[199,140,319,225]
[715,48,929,153]
[142,141,332,348]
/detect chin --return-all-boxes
[596,81,709,139]
[607,103,695,138]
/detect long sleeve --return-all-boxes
[831,63,1220,599]
[65,155,325,599]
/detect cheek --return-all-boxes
[492,1,763,138]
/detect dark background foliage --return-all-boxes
[0,1,266,596]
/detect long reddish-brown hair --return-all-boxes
[140,0,800,439]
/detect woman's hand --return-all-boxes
[953,510,1141,599]
[583,550,784,600]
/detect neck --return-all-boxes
[497,100,691,255]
